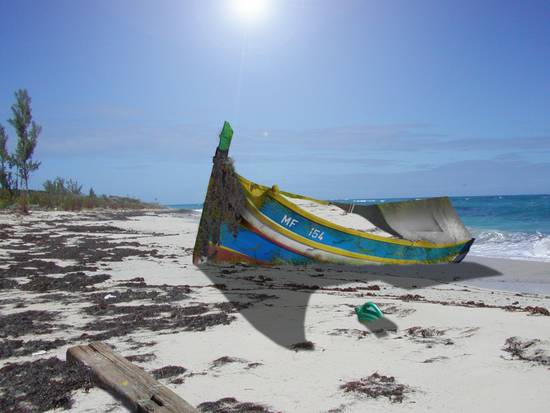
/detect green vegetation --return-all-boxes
[9,89,41,194]
[1,176,158,211]
[0,89,158,212]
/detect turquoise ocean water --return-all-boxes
[168,194,550,262]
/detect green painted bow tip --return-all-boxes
[218,121,234,151]
[355,301,384,322]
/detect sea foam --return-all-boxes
[469,229,550,262]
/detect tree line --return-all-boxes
[0,89,157,212]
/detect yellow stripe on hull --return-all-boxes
[243,199,461,265]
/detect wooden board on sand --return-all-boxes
[66,341,199,413]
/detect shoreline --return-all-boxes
[1,209,549,412]
[460,255,550,295]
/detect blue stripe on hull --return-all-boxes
[219,223,313,265]
[259,197,466,262]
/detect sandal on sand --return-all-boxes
[355,301,384,322]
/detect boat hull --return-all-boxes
[198,188,474,266]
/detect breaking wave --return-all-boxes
[469,228,550,262]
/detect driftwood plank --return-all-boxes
[66,341,199,413]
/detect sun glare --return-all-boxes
[231,0,269,23]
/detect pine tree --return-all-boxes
[8,89,41,194]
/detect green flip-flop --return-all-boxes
[355,301,383,323]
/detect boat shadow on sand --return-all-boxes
[197,261,501,349]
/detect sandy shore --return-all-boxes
[1,209,549,412]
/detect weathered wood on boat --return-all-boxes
[66,341,199,413]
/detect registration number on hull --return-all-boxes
[280,214,325,241]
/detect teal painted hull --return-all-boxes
[258,197,471,263]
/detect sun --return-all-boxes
[231,0,269,23]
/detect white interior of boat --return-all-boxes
[281,195,397,238]
[281,193,472,244]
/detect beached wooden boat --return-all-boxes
[193,122,474,266]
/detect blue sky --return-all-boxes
[1,0,549,203]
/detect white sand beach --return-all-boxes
[1,209,549,412]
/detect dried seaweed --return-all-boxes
[329,328,370,340]
[22,272,110,292]
[322,285,380,293]
[0,338,67,359]
[198,397,276,413]
[524,306,550,316]
[3,232,162,276]
[0,278,18,290]
[0,310,59,338]
[151,365,187,380]
[399,294,424,302]
[61,224,133,234]
[80,305,236,341]
[340,372,411,403]
[0,357,93,412]
[289,341,315,351]
[82,303,174,317]
[405,326,454,346]
[86,284,191,306]
[0,258,83,279]
[284,283,320,291]
[503,337,550,366]
[125,338,157,350]
[210,356,247,368]
[125,352,156,363]
[406,326,445,338]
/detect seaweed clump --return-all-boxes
[525,306,550,316]
[198,397,276,413]
[0,357,93,412]
[503,337,550,366]
[210,356,247,368]
[289,341,315,351]
[0,338,67,359]
[80,304,236,341]
[406,326,445,338]
[399,294,424,302]
[21,272,110,292]
[0,310,59,338]
[125,352,156,363]
[406,326,453,346]
[151,365,187,380]
[340,372,411,403]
